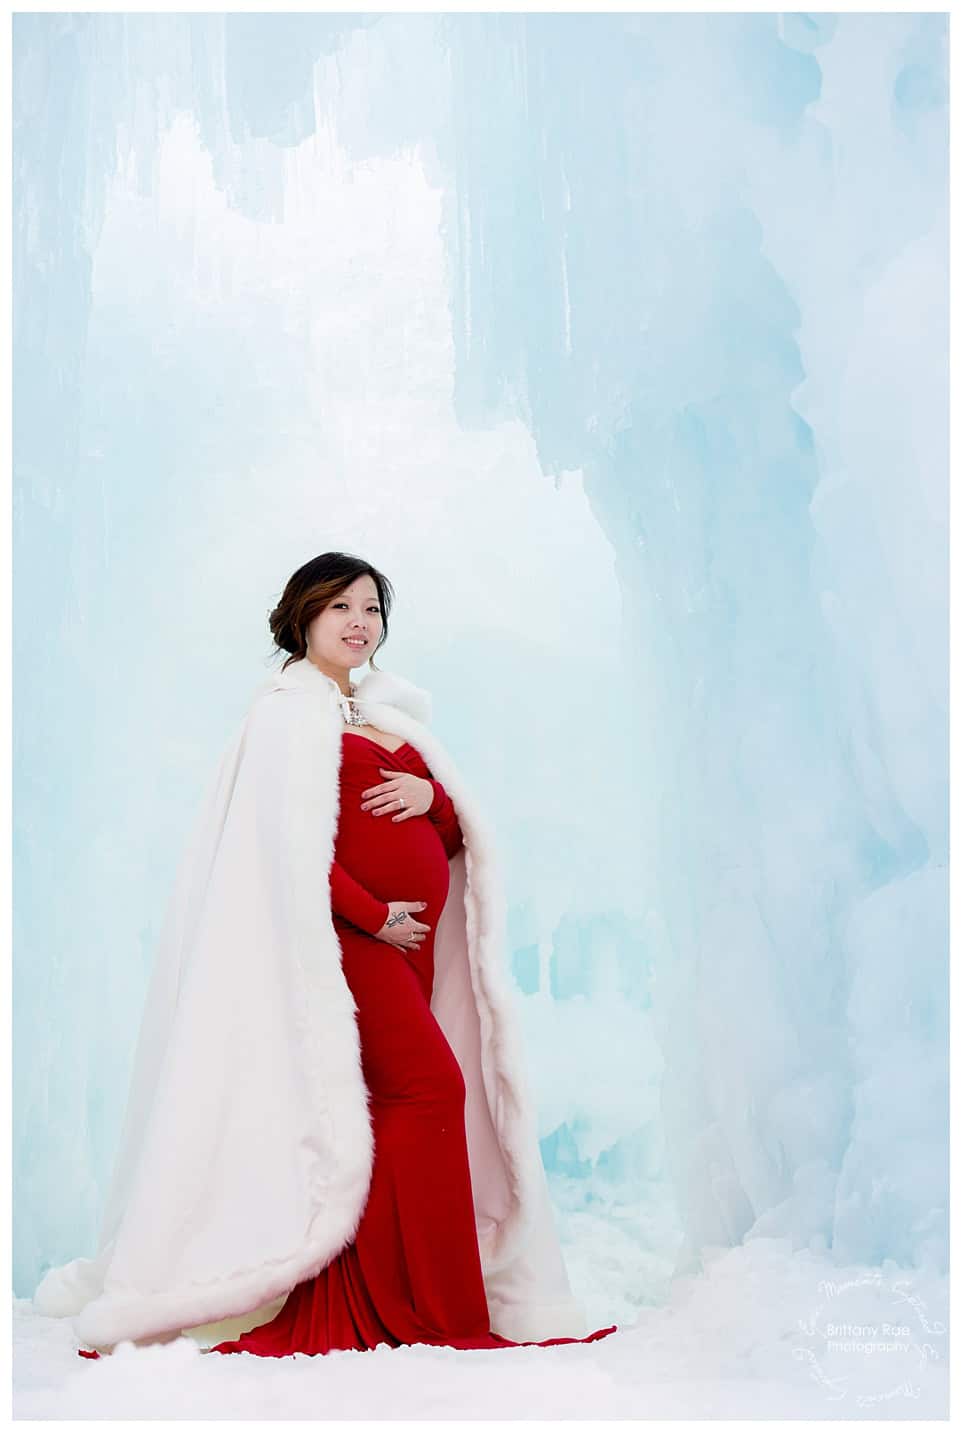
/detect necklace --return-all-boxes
[337,681,368,728]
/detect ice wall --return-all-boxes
[13,12,947,1312]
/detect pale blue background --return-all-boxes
[13,12,948,1327]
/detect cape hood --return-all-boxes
[32,657,588,1350]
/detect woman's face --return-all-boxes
[306,574,384,675]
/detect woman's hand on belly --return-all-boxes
[372,900,432,949]
[361,769,434,822]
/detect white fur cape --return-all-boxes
[32,657,588,1350]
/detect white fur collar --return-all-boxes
[262,656,432,727]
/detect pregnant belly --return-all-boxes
[333,813,452,921]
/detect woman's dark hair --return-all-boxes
[268,552,395,673]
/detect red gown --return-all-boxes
[80,731,616,1359]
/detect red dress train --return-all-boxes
[80,732,615,1359]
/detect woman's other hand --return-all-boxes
[375,901,431,948]
[361,769,434,822]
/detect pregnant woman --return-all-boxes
[209,557,615,1357]
[34,551,617,1358]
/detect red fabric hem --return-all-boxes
[78,1322,618,1360]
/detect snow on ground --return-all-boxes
[13,1237,948,1420]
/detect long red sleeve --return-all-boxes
[426,778,464,859]
[330,859,390,936]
